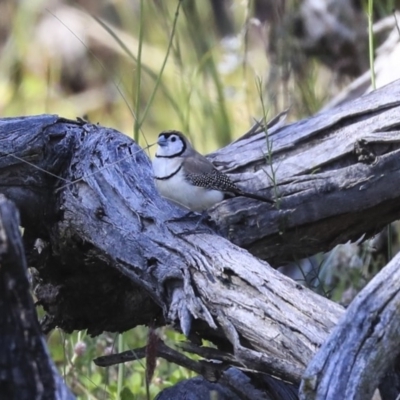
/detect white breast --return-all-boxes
[152,155,181,179]
[152,157,224,212]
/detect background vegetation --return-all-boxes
[0,0,398,398]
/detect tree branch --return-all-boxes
[209,79,400,263]
[300,251,400,399]
[1,80,400,388]
[0,194,74,400]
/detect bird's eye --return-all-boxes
[171,136,177,142]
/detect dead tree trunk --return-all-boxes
[300,250,400,399]
[0,194,75,400]
[1,79,400,398]
[208,79,400,263]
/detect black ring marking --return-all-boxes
[154,164,183,180]
[155,137,186,158]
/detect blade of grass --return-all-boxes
[255,76,280,205]
[182,0,232,145]
[133,0,145,143]
[116,333,124,400]
[93,13,186,128]
[368,0,376,91]
[368,0,392,260]
[138,0,183,129]
[46,9,135,121]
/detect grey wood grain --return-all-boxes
[0,194,75,400]
[0,113,342,387]
[300,250,400,400]
[209,79,400,263]
[0,80,400,393]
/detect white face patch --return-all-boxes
[156,133,185,157]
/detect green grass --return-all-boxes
[45,322,195,400]
[0,0,331,153]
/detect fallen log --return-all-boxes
[1,79,400,398]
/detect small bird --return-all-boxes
[152,130,273,212]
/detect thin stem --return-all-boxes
[139,0,183,128]
[116,334,124,400]
[368,0,376,90]
[134,0,145,143]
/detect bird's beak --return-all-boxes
[157,136,168,147]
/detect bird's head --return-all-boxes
[156,130,190,158]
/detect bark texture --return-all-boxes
[0,194,74,400]
[0,113,344,386]
[1,80,400,397]
[300,250,400,400]
[209,79,400,263]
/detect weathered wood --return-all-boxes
[0,194,75,400]
[0,114,343,386]
[209,79,400,263]
[1,80,400,393]
[95,340,299,400]
[300,250,400,400]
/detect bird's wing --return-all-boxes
[182,154,240,193]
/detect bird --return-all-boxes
[152,130,274,212]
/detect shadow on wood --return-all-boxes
[0,194,74,400]
[1,80,400,398]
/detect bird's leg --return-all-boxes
[174,210,217,236]
[167,210,201,223]
[193,210,211,230]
